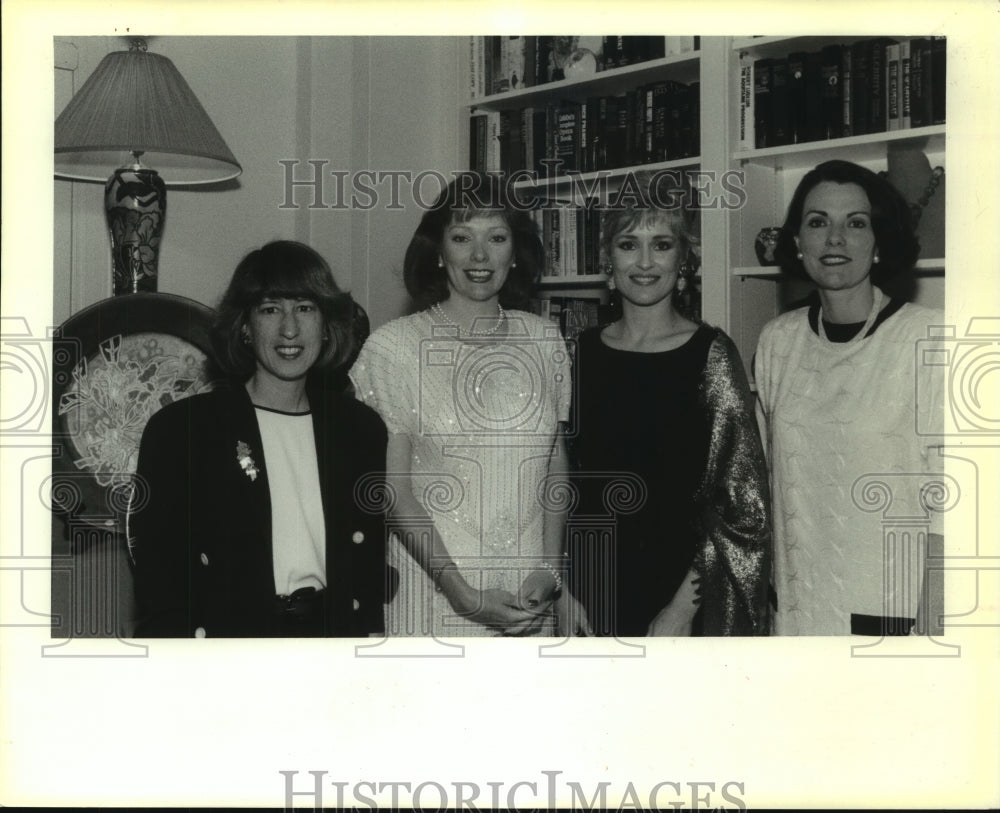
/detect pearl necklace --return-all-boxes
[431,302,506,336]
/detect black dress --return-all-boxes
[567,324,716,636]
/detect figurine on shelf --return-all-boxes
[754,226,782,266]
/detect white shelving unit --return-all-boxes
[459,36,945,371]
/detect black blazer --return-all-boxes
[129,380,388,637]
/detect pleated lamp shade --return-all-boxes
[55,47,242,185]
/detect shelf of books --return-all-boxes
[724,34,946,379]
[465,35,707,336]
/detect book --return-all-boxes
[737,53,755,151]
[899,39,912,129]
[909,37,930,127]
[554,102,579,173]
[786,51,809,143]
[840,45,853,137]
[768,58,791,146]
[868,37,897,134]
[886,42,901,131]
[819,45,842,140]
[753,58,772,148]
[930,36,946,125]
[469,112,487,172]
[850,40,871,135]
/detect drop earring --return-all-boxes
[241,325,251,345]
[438,258,444,268]
[607,276,616,291]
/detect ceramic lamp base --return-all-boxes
[105,166,165,295]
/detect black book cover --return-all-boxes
[787,51,809,144]
[614,93,630,168]
[673,83,695,159]
[650,82,671,162]
[688,81,700,158]
[909,38,930,127]
[523,37,536,88]
[850,39,871,135]
[769,58,792,146]
[753,58,772,148]
[555,101,578,173]
[820,45,843,141]
[931,36,946,124]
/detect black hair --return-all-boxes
[775,159,920,283]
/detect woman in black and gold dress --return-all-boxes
[567,172,771,636]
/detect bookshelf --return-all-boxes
[726,35,946,374]
[458,35,945,368]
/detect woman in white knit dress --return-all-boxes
[350,173,590,637]
[755,160,944,636]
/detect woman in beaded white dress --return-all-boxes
[350,173,591,637]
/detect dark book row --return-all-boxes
[469,36,698,98]
[470,81,700,175]
[738,36,946,150]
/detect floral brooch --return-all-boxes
[236,441,259,482]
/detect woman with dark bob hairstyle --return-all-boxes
[130,240,388,637]
[350,172,590,637]
[567,170,772,637]
[755,159,944,636]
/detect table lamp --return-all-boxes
[54,39,242,295]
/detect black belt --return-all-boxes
[273,586,326,622]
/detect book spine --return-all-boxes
[753,58,772,148]
[930,35,946,125]
[850,40,870,135]
[486,111,501,172]
[469,36,479,100]
[786,51,808,144]
[819,45,842,141]
[737,53,755,151]
[840,45,853,137]
[522,36,535,89]
[769,57,791,146]
[688,81,700,158]
[909,38,930,127]
[868,38,892,133]
[555,103,578,173]
[899,39,912,129]
[886,42,900,131]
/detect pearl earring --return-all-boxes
[438,258,444,268]
[873,252,880,264]
[796,251,803,260]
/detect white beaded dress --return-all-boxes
[350,309,571,636]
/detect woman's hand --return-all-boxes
[556,591,593,637]
[647,568,701,637]
[454,586,549,635]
